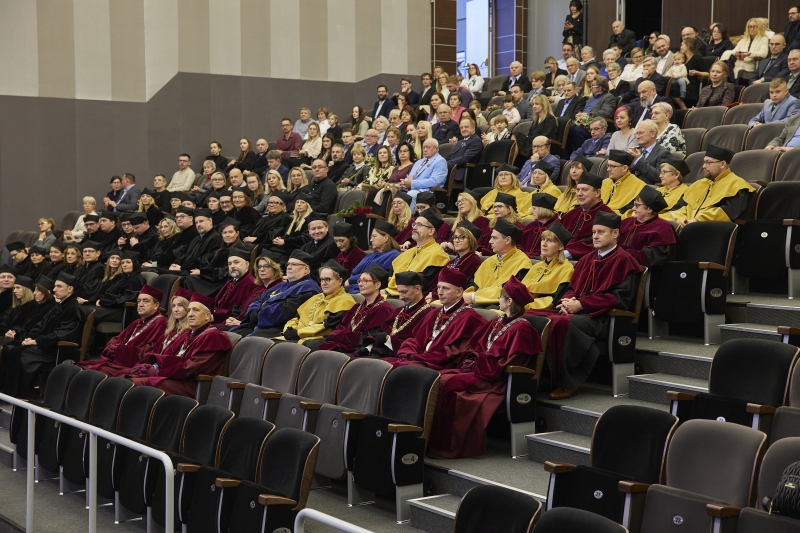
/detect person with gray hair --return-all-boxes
[628,120,673,184]
[600,48,617,78]
[609,20,637,55]
[565,57,586,85]
[398,138,448,210]
[651,102,686,152]
[579,46,598,71]
[498,60,532,95]
[570,117,611,159]
[620,56,667,104]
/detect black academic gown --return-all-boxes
[74,260,106,301]
[247,212,291,243]
[123,228,159,262]
[12,257,34,277]
[90,272,146,323]
[299,234,339,274]
[182,242,246,297]
[149,226,200,272]
[176,228,223,272]
[95,227,123,253]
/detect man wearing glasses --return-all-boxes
[569,117,611,159]
[167,153,195,192]
[200,247,260,325]
[627,120,672,185]
[665,145,754,228]
[306,159,338,215]
[385,209,451,296]
[600,150,646,215]
[567,77,617,153]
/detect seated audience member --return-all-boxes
[150,174,172,211]
[526,70,548,103]
[305,159,338,215]
[248,172,269,213]
[63,196,98,243]
[554,82,586,120]
[34,218,57,251]
[706,23,734,57]
[601,150,647,214]
[266,150,290,184]
[138,189,165,228]
[525,161,562,203]
[606,62,630,96]
[203,247,260,324]
[431,105,460,144]
[266,193,314,260]
[248,139,270,178]
[463,220,531,305]
[333,223,366,277]
[219,251,282,329]
[580,46,600,71]
[664,145,755,227]
[388,269,486,369]
[78,285,167,376]
[192,161,215,198]
[226,168,248,193]
[294,108,315,139]
[363,129,381,157]
[58,245,83,278]
[167,209,222,275]
[277,120,303,160]
[339,144,369,188]
[766,111,800,151]
[442,221,483,280]
[1,272,84,397]
[570,117,611,159]
[620,48,644,84]
[695,61,735,107]
[95,211,123,253]
[346,221,401,294]
[529,211,642,399]
[628,80,672,125]
[91,251,146,324]
[619,57,666,103]
[122,213,159,261]
[388,192,414,242]
[520,97,558,157]
[565,58,586,86]
[73,241,106,303]
[387,141,417,188]
[6,242,32,277]
[749,78,799,127]
[231,250,320,337]
[561,173,615,260]
[0,266,17,325]
[567,77,618,151]
[448,92,468,124]
[555,156,591,215]
[656,157,691,209]
[620,187,677,267]
[299,123,322,166]
[519,194,560,258]
[226,138,256,173]
[773,49,800,98]
[502,94,521,127]
[373,116,390,145]
[481,115,511,145]
[167,154,196,192]
[104,176,123,209]
[628,120,672,185]
[297,215,339,274]
[428,276,541,459]
[197,173,228,207]
[26,246,51,283]
[730,18,769,80]
[519,137,560,185]
[544,56,567,88]
[229,189,260,233]
[442,190,490,251]
[318,265,395,353]
[327,144,349,184]
[601,106,636,155]
[520,223,575,309]
[156,288,191,352]
[372,85,397,121]
[206,141,228,177]
[477,192,525,256]
[246,192,291,245]
[446,115,483,181]
[480,164,533,219]
[255,260,355,349]
[385,209,451,296]
[0,276,56,355]
[352,145,393,190]
[397,139,448,209]
[142,217,182,271]
[650,103,685,153]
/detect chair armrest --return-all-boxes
[666,391,695,401]
[431,187,447,193]
[365,214,386,220]
[619,481,650,493]
[607,309,636,318]
[342,412,365,420]
[778,326,800,335]
[544,461,576,474]
[57,341,79,348]
[258,495,297,507]
[177,463,200,473]
[215,478,241,489]
[489,162,502,167]
[388,424,423,433]
[784,219,800,227]
[124,302,137,307]
[746,403,776,415]
[260,391,283,400]
[505,365,536,374]
[464,163,476,168]
[698,262,726,270]
[299,401,322,410]
[197,375,214,382]
[706,504,741,518]
[225,381,246,389]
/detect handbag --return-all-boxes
[765,461,800,518]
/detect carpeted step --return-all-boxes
[526,431,590,466]
[719,323,781,343]
[628,373,708,405]
[636,336,715,379]
[409,494,460,533]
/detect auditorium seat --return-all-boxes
[149,274,182,312]
[723,103,763,125]
[60,211,83,231]
[744,121,786,150]
[739,83,771,104]
[349,365,440,522]
[534,506,626,532]
[730,149,781,185]
[544,405,677,524]
[684,106,727,130]
[683,151,706,184]
[551,117,571,157]
[621,419,766,533]
[466,140,516,190]
[651,222,737,344]
[454,485,542,533]
[199,337,274,414]
[681,128,706,156]
[487,76,508,95]
[337,189,367,213]
[701,124,748,152]
[257,342,311,421]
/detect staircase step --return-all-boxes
[526,431,590,465]
[728,294,800,328]
[628,373,708,405]
[636,336,715,379]
[409,494,460,533]
[719,323,781,343]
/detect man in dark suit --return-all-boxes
[619,58,667,103]
[773,49,800,98]
[608,21,637,56]
[431,105,460,144]
[629,81,673,124]
[579,46,600,72]
[371,85,396,122]
[113,173,142,213]
[554,82,586,120]
[498,61,532,95]
[446,116,484,181]
[419,73,435,106]
[628,120,673,185]
[248,139,270,177]
[786,7,800,52]
[680,27,707,56]
[400,77,419,105]
[751,35,788,85]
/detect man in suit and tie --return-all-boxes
[446,116,484,181]
[364,130,381,157]
[749,78,800,127]
[628,120,672,185]
[370,85,396,122]
[498,61,532,96]
[565,58,586,86]
[554,82,587,121]
[398,139,449,209]
[766,109,800,151]
[248,139,270,178]
[773,49,800,98]
[629,81,673,124]
[619,58,667,103]
[527,71,548,104]
[509,86,533,122]
[431,105,460,144]
[419,73,435,106]
[111,173,142,213]
[751,35,788,85]
[608,21,637,56]
[400,77,419,105]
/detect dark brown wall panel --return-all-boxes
[720,0,768,40]
[771,0,797,35]
[585,0,616,54]
[662,0,711,44]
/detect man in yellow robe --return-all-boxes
[601,149,646,215]
[663,144,755,228]
[386,208,451,296]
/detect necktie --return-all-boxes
[790,74,798,89]
[771,103,778,118]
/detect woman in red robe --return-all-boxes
[618,187,676,267]
[519,193,560,259]
[333,222,367,276]
[429,277,542,458]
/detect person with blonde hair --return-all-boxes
[478,191,525,255]
[160,289,191,351]
[520,223,575,309]
[651,102,685,152]
[728,18,769,78]
[443,190,490,253]
[414,120,433,158]
[63,197,97,242]
[480,164,533,220]
[299,122,322,165]
[386,191,413,238]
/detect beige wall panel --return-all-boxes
[73,0,112,100]
[407,0,431,75]
[144,0,179,100]
[381,0,408,74]
[178,0,210,73]
[299,0,328,80]
[0,0,39,97]
[327,0,356,83]
[355,0,382,80]
[209,0,242,76]
[37,0,76,99]
[269,0,300,79]
[241,0,271,77]
[110,0,146,101]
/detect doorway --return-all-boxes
[624,0,662,46]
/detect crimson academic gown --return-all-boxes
[477,221,524,256]
[518,216,559,259]
[336,246,367,277]
[356,299,436,358]
[212,272,261,323]
[619,216,676,267]
[78,312,168,376]
[445,253,483,283]
[390,301,487,370]
[561,201,615,260]
[213,280,279,329]
[529,246,642,390]
[129,323,232,397]
[318,297,396,353]
[448,217,491,241]
[428,315,542,458]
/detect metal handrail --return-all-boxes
[0,393,173,533]
[294,508,375,533]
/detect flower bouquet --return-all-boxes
[337,202,373,217]
[572,113,593,128]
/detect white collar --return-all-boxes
[598,245,617,258]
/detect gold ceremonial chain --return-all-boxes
[391,303,431,334]
[486,317,525,350]
[305,296,327,326]
[350,298,382,331]
[431,305,469,339]
[128,313,160,341]
[161,330,180,351]
[177,327,217,357]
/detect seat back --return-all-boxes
[739,83,771,104]
[522,315,551,378]
[453,485,541,533]
[487,75,508,94]
[228,337,273,383]
[147,396,198,452]
[385,298,405,308]
[141,271,158,285]
[335,358,392,414]
[295,350,350,404]
[666,419,766,507]
[684,107,727,129]
[438,142,456,159]
[775,148,800,181]
[380,365,440,442]
[701,124,748,152]
[65,369,106,418]
[239,383,270,420]
[681,128,706,156]
[723,103,763,125]
[149,274,181,311]
[730,150,780,185]
[44,363,82,409]
[682,151,706,184]
[708,339,799,407]
[675,221,737,268]
[116,386,164,439]
[180,404,235,466]
[258,428,320,509]
[216,417,275,479]
[745,121,786,151]
[260,342,311,393]
[60,211,83,231]
[338,189,367,212]
[757,437,800,504]
[88,377,134,429]
[482,140,516,165]
[591,405,678,484]
[533,506,625,532]
[512,121,532,137]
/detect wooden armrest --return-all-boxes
[619,480,650,493]
[57,341,79,348]
[260,391,283,400]
[505,365,536,374]
[225,381,246,389]
[177,463,200,473]
[365,214,386,220]
[489,162,502,167]
[388,423,423,434]
[706,504,741,518]
[342,412,365,420]
[607,309,635,318]
[666,391,695,401]
[783,219,800,227]
[258,494,297,507]
[746,403,776,415]
[299,401,322,410]
[215,478,241,489]
[464,163,476,168]
[544,461,576,474]
[755,180,769,188]
[197,375,214,381]
[778,326,800,335]
[124,302,137,307]
[698,262,726,270]
[431,187,447,193]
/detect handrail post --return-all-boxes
[294,508,375,533]
[26,409,34,533]
[163,455,174,530]
[88,432,97,533]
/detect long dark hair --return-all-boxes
[711,23,729,41]
[351,106,366,133]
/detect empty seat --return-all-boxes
[534,506,626,532]
[761,357,800,445]
[730,149,780,184]
[775,147,800,181]
[682,151,706,184]
[467,140,516,189]
[739,83,771,104]
[701,124,748,152]
[685,107,728,129]
[454,485,542,533]
[202,337,274,414]
[745,121,787,151]
[257,342,310,420]
[723,103,763,125]
[682,128,706,156]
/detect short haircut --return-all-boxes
[642,57,657,67]
[123,172,136,183]
[771,77,788,89]
[421,72,432,79]
[504,94,515,103]
[582,46,594,55]
[281,117,292,123]
[267,150,282,160]
[459,114,476,127]
[377,84,388,91]
[530,71,546,82]
[180,153,191,160]
[83,196,96,204]
[562,42,574,50]
[469,100,482,110]
[591,117,607,129]
[300,107,310,113]
[593,76,609,91]
[210,141,221,149]
[602,49,616,59]
[606,62,621,72]
[447,75,459,85]
[493,115,508,126]
[638,119,658,134]
[566,81,578,90]
[401,76,411,83]
[332,143,344,151]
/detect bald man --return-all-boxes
[400,139,448,210]
[249,138,270,177]
[629,80,672,124]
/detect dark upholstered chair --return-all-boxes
[257,342,310,421]
[684,106,727,130]
[682,151,706,184]
[722,103,763,125]
[775,148,800,182]
[701,124,748,152]
[454,485,542,533]
[545,405,677,525]
[739,83,771,104]
[730,149,780,185]
[744,121,786,150]
[533,506,626,532]
[681,128,706,156]
[466,139,517,190]
[202,337,274,415]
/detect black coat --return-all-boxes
[248,212,291,244]
[306,177,338,215]
[74,261,105,301]
[620,73,667,103]
[14,300,56,341]
[299,234,339,273]
[609,28,637,55]
[231,206,261,234]
[178,228,223,271]
[0,300,37,335]
[29,295,84,352]
[500,75,532,94]
[432,120,459,144]
[554,96,587,120]
[545,69,568,88]
[97,272,146,307]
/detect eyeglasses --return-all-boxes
[286,262,306,268]
[357,278,378,284]
[179,159,189,163]
[257,265,272,270]
[319,277,335,284]
[411,222,433,229]
[493,204,508,210]
[267,201,283,205]
[633,202,645,209]
[702,159,722,166]
[452,235,468,242]
[220,200,232,205]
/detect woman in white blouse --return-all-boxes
[62,196,97,242]
[728,18,769,79]
[620,47,645,83]
[461,63,485,96]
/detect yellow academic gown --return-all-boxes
[520,258,575,310]
[657,184,689,209]
[281,286,356,343]
[386,239,451,296]
[481,187,533,220]
[601,172,646,215]
[554,189,577,216]
[662,169,755,223]
[464,247,533,305]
